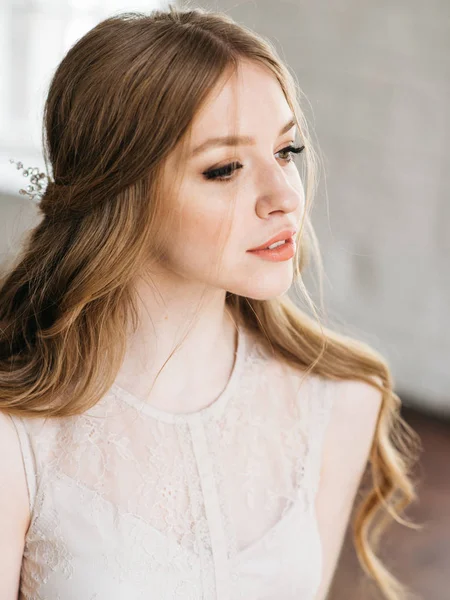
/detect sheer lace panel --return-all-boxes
[9,326,335,600]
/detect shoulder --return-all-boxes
[0,410,31,542]
[312,377,383,599]
[330,373,383,415]
[0,411,28,595]
[328,376,383,446]
[317,375,383,510]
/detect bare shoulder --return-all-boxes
[0,410,31,527]
[313,377,383,600]
[330,376,383,442]
[321,376,383,492]
[0,410,31,599]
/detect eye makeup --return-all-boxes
[202,144,305,183]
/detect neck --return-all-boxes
[114,276,239,412]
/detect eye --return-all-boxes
[277,144,305,162]
[202,144,305,183]
[202,161,244,183]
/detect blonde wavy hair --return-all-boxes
[0,5,422,599]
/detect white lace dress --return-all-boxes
[9,324,334,600]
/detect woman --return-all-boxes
[0,5,421,600]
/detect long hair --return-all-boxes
[0,5,421,599]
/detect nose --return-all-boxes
[253,162,304,220]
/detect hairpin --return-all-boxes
[8,158,52,204]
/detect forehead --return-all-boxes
[189,61,293,141]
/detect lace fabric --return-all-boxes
[9,324,334,600]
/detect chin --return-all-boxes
[229,271,294,301]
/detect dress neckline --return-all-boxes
[110,323,248,424]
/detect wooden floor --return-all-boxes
[328,403,450,600]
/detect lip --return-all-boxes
[247,228,297,252]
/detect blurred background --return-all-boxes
[0,0,448,598]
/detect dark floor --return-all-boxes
[328,402,450,600]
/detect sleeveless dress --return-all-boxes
[9,324,335,600]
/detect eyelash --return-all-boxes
[202,144,305,183]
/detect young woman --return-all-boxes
[0,5,421,600]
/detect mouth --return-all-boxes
[246,237,296,262]
[247,228,297,252]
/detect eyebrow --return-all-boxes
[191,116,297,157]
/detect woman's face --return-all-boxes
[161,60,305,301]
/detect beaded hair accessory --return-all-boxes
[8,158,52,204]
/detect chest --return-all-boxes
[21,473,324,600]
[20,371,334,600]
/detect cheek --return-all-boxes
[172,198,232,262]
